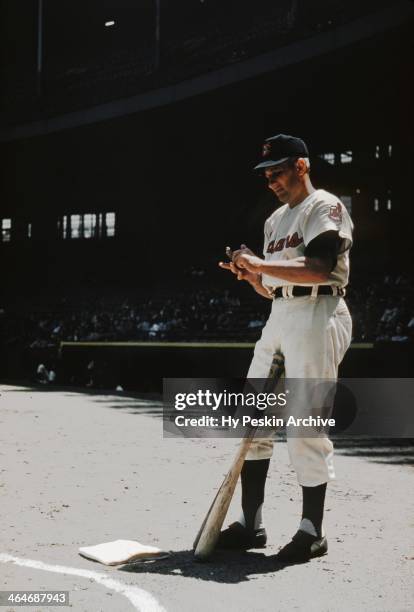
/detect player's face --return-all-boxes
[264,162,300,203]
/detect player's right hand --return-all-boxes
[218,259,261,284]
[218,260,241,277]
[219,244,260,283]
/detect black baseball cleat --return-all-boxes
[216,522,267,550]
[275,530,328,564]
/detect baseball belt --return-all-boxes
[272,285,346,299]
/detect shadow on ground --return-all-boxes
[335,440,414,465]
[118,548,305,583]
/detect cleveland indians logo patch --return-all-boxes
[329,202,342,222]
[262,142,272,157]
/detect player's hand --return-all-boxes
[232,244,256,267]
[218,245,241,275]
[218,245,261,283]
[235,253,263,272]
[218,260,242,277]
[219,262,261,285]
[218,260,261,286]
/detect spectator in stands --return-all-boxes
[248,314,265,329]
[391,324,409,343]
[381,298,399,324]
[36,363,56,384]
[3,273,413,350]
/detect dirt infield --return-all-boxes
[1,384,413,612]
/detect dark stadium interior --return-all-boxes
[1,0,413,387]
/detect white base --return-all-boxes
[79,539,169,566]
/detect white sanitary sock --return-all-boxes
[299,518,318,537]
[238,503,264,530]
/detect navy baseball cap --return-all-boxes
[254,134,309,170]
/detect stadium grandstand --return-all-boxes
[1,0,413,389]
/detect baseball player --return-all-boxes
[218,134,353,563]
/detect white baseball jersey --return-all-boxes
[261,189,353,290]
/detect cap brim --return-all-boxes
[253,157,290,171]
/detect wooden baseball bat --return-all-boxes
[193,352,284,560]
[193,425,257,559]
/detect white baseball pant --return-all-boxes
[246,294,352,487]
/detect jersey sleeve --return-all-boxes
[303,196,353,252]
[304,231,341,271]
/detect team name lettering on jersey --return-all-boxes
[266,232,303,254]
